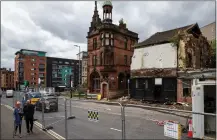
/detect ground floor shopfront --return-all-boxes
[130,69,216,103]
[130,77,177,102]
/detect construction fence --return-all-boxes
[38,98,216,140]
[11,92,216,140]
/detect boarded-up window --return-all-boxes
[163,78,176,91]
[136,78,145,89]
[182,80,191,97]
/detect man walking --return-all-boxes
[23,100,35,134]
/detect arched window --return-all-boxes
[103,32,114,46]
[110,33,114,46]
[100,52,103,65]
[124,37,128,49]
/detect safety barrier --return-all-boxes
[9,91,216,140]
[122,102,216,140]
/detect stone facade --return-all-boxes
[87,1,138,99]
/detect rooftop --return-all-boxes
[135,23,199,48]
[15,49,47,55]
[200,21,216,29]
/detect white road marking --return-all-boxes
[44,116,65,119]
[110,128,122,132]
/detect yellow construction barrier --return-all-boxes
[97,94,102,100]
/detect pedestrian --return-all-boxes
[23,100,35,134]
[13,101,23,138]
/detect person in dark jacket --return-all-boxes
[23,100,35,134]
[13,101,23,138]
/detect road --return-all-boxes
[0,104,54,139]
[1,91,189,139]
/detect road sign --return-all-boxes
[88,110,99,122]
[164,121,181,139]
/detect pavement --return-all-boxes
[0,104,54,140]
[0,92,198,139]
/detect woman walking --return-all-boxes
[13,101,23,138]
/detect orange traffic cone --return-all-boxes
[188,119,193,138]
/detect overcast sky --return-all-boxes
[1,1,216,70]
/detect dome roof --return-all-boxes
[102,0,112,7]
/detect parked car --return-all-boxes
[35,96,58,112]
[6,90,14,98]
[28,92,42,105]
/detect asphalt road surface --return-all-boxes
[1,91,190,139]
[0,104,54,139]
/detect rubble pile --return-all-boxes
[127,98,192,111]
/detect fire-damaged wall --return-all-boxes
[130,25,213,103]
[177,32,212,70]
[176,31,213,103]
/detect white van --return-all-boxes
[6,90,14,98]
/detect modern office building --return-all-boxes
[46,57,80,89]
[0,68,15,90]
[77,51,88,85]
[14,49,47,89]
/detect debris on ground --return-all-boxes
[127,99,192,111]
[119,96,130,102]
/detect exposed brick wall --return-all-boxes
[177,79,192,103]
[14,54,46,88]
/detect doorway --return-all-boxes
[154,85,162,100]
[102,84,107,98]
[101,82,108,99]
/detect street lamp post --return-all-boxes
[17,54,22,91]
[74,45,81,87]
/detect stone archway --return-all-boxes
[90,71,100,93]
[100,81,109,99]
[118,72,125,90]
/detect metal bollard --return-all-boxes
[12,93,15,108]
[70,99,72,117]
[42,101,45,130]
[64,98,68,140]
[121,106,126,140]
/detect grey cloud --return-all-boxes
[18,1,91,44]
[1,1,216,70]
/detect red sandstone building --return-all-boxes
[14,49,47,89]
[87,1,138,99]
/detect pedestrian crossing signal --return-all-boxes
[88,110,99,122]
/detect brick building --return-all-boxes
[131,23,212,103]
[14,49,47,89]
[87,1,138,99]
[0,68,15,90]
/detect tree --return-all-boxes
[211,39,216,68]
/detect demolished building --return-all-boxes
[130,23,213,103]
